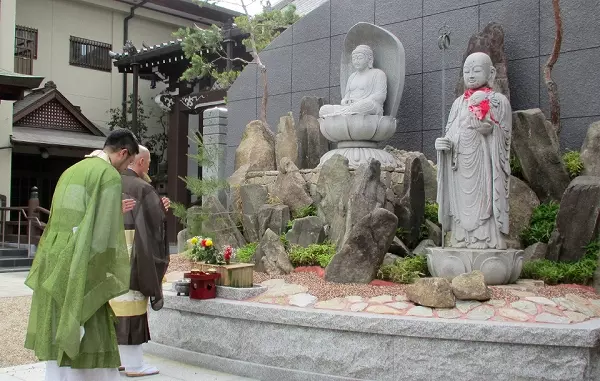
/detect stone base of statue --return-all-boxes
[426,247,523,285]
[318,114,398,169]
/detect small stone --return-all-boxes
[510,290,536,298]
[395,294,408,301]
[406,306,434,317]
[486,299,506,307]
[289,293,317,307]
[498,308,530,322]
[466,305,495,321]
[555,297,595,317]
[516,279,545,288]
[314,298,347,310]
[564,311,588,323]
[491,316,512,322]
[350,302,369,312]
[366,305,400,315]
[369,295,394,304]
[406,277,456,308]
[543,305,564,316]
[387,302,410,310]
[260,279,286,288]
[511,300,538,315]
[565,293,591,306]
[535,312,571,324]
[456,301,481,314]
[451,271,491,301]
[345,295,364,303]
[526,297,557,306]
[436,309,461,319]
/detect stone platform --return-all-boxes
[148,290,600,381]
[426,247,524,285]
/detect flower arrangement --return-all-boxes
[187,236,236,265]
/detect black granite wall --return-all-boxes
[226,0,600,176]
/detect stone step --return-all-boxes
[0,266,32,274]
[0,256,34,269]
[0,248,29,258]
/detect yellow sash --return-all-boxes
[109,229,149,317]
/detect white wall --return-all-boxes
[0,0,17,203]
[15,0,195,136]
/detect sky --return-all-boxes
[215,0,285,15]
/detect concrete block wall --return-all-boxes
[226,0,600,176]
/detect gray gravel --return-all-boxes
[0,296,37,367]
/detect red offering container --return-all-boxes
[184,271,221,300]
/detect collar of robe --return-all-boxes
[464,87,493,100]
[85,150,111,164]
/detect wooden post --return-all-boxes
[167,96,189,243]
[131,62,140,138]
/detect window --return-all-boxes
[69,36,112,72]
[14,25,38,75]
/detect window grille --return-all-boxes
[14,25,37,75]
[69,36,112,72]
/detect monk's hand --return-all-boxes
[122,199,136,214]
[476,121,493,136]
[161,197,171,212]
[435,138,451,151]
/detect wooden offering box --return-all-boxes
[196,263,255,288]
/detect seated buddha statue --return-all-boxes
[319,44,388,118]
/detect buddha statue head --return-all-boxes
[463,52,496,90]
[351,45,374,71]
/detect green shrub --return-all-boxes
[510,155,524,180]
[377,255,429,284]
[293,204,317,219]
[236,242,258,263]
[288,243,336,268]
[520,201,560,247]
[424,201,439,225]
[562,150,584,178]
[396,227,407,240]
[285,220,294,233]
[521,241,599,285]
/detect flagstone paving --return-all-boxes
[241,279,600,324]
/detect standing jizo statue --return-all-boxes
[435,52,512,250]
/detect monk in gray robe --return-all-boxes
[111,146,169,377]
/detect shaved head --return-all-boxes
[129,145,151,178]
[134,145,150,163]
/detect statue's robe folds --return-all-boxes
[24,153,130,377]
[319,68,387,117]
[437,91,512,249]
[111,169,169,346]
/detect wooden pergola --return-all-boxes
[112,25,251,242]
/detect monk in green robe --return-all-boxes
[24,129,140,381]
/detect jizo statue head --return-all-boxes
[462,52,496,90]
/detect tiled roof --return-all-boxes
[110,39,183,61]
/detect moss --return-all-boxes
[288,243,336,268]
[520,201,560,247]
[377,255,429,284]
[292,204,317,219]
[521,241,599,285]
[424,201,439,225]
[562,150,584,178]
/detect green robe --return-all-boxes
[24,156,130,369]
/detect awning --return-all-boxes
[11,127,106,150]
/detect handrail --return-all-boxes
[0,206,28,254]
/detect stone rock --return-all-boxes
[177,229,188,254]
[257,229,294,275]
[509,176,540,246]
[406,278,456,308]
[341,160,387,248]
[581,121,600,176]
[316,155,352,246]
[285,216,326,247]
[382,253,401,266]
[297,96,328,169]
[523,242,548,263]
[240,184,268,242]
[451,271,491,301]
[227,164,250,216]
[512,109,570,202]
[393,155,425,248]
[425,220,442,246]
[455,22,510,100]
[388,236,411,257]
[413,239,436,256]
[202,196,247,248]
[325,208,398,284]
[275,113,299,168]
[235,120,276,171]
[272,157,313,216]
[258,204,290,237]
[547,176,600,262]
[384,147,438,202]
